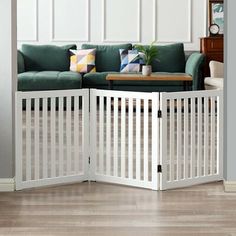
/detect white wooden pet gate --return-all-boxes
[15,89,223,191]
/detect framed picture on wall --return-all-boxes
[209,0,224,35]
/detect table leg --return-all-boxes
[108,80,113,90]
[184,81,192,91]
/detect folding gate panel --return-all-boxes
[15,89,89,190]
[160,90,223,190]
[90,89,159,190]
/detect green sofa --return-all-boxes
[18,44,82,91]
[17,43,205,92]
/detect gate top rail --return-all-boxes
[90,89,157,100]
[161,89,223,100]
[15,89,89,99]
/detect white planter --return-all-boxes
[142,65,152,76]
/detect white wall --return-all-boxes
[0,0,17,179]
[17,0,208,51]
[225,0,236,182]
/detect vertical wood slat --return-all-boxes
[99,96,104,174]
[121,97,126,178]
[128,98,133,179]
[113,97,118,177]
[42,98,48,179]
[66,97,72,175]
[204,97,209,176]
[82,92,90,178]
[34,98,40,180]
[197,97,202,177]
[58,97,64,176]
[15,95,23,189]
[106,97,111,176]
[159,93,167,190]
[79,97,83,173]
[217,93,223,176]
[176,99,182,180]
[50,97,56,178]
[183,98,188,179]
[136,99,141,181]
[169,99,174,181]
[152,93,158,190]
[26,99,31,181]
[211,96,216,175]
[74,96,79,174]
[143,99,149,182]
[190,98,196,178]
[89,91,97,181]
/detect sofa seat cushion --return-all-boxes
[21,44,76,71]
[81,44,132,72]
[205,77,223,89]
[83,72,188,88]
[18,71,82,91]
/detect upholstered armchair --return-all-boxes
[204,61,224,90]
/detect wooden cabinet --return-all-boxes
[200,37,224,77]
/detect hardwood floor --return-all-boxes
[0,181,236,235]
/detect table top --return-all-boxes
[106,73,192,81]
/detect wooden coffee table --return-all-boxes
[106,74,193,91]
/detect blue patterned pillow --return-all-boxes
[119,49,142,73]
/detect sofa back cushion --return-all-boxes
[139,43,186,73]
[17,50,25,73]
[81,44,132,72]
[21,44,76,71]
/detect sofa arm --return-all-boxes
[17,50,25,74]
[185,53,205,90]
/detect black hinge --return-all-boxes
[88,157,91,165]
[157,165,162,173]
[158,110,162,118]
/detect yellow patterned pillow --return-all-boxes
[70,49,96,73]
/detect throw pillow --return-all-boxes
[119,49,142,73]
[70,49,96,73]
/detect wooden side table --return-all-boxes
[106,74,193,91]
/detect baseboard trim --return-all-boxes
[0,178,15,192]
[224,181,236,192]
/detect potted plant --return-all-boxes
[134,42,158,76]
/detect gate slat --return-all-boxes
[136,98,141,181]
[183,98,189,179]
[211,96,216,175]
[99,96,104,174]
[121,97,126,178]
[152,93,158,190]
[197,97,202,177]
[177,99,182,180]
[113,97,118,177]
[74,96,79,174]
[34,98,40,180]
[106,97,111,176]
[42,98,48,179]
[15,95,23,189]
[191,98,196,178]
[143,99,149,182]
[50,97,56,178]
[169,99,174,181]
[217,94,223,176]
[66,96,72,175]
[82,93,89,178]
[58,97,64,176]
[26,98,31,181]
[128,98,133,179]
[204,97,209,176]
